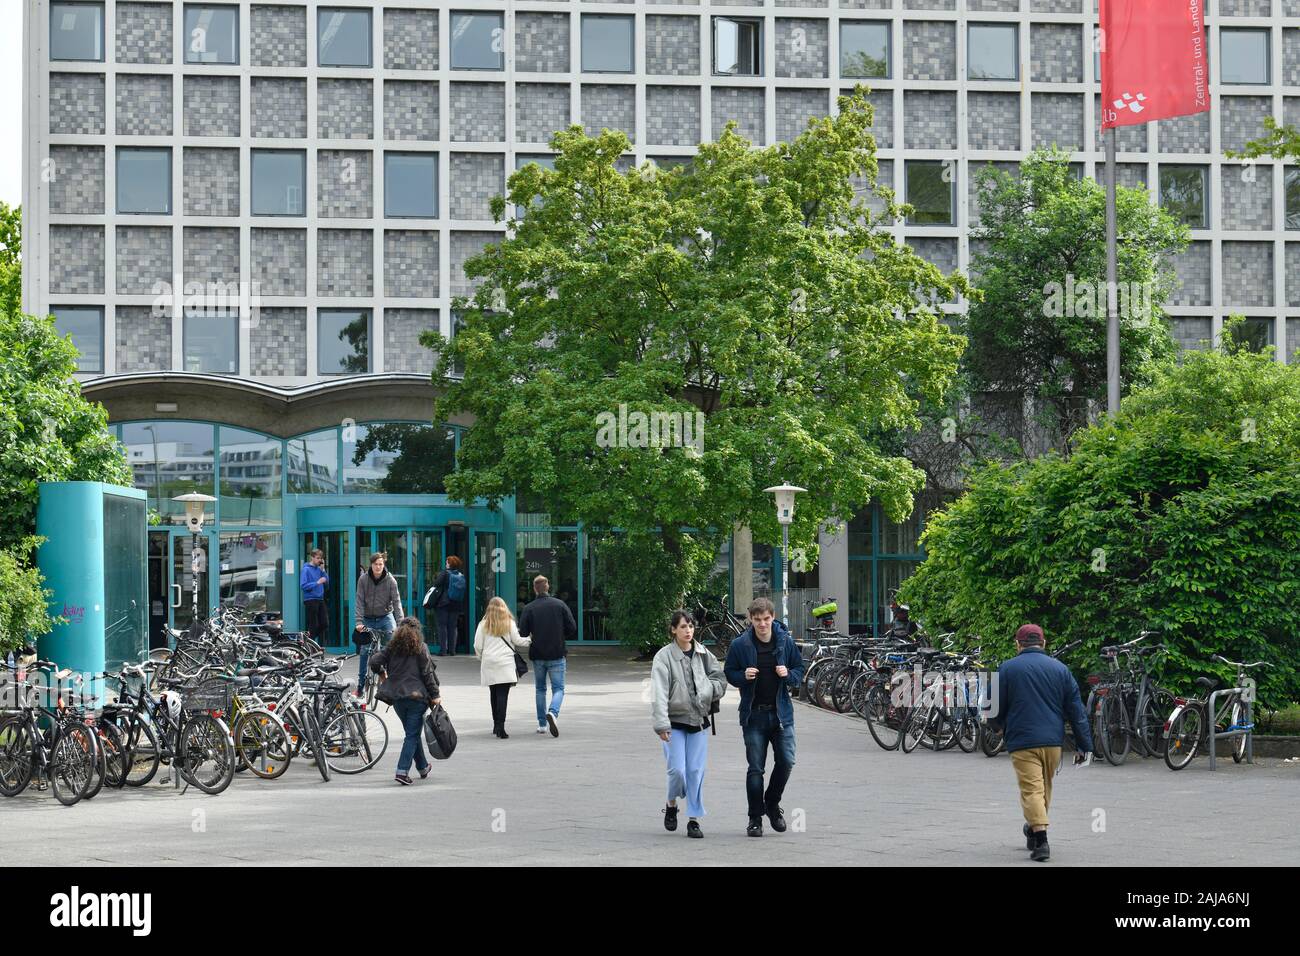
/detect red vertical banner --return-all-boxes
[1099,0,1211,129]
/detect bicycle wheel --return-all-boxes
[864,685,902,751]
[114,712,161,787]
[900,706,930,754]
[1163,705,1203,771]
[847,671,874,720]
[1137,688,1175,757]
[322,708,389,774]
[979,723,1005,757]
[178,714,236,795]
[97,720,129,790]
[954,712,980,753]
[1098,695,1131,766]
[234,709,292,779]
[303,708,331,782]
[0,717,36,797]
[831,667,859,714]
[918,708,958,751]
[1231,701,1249,763]
[50,724,96,806]
[812,664,842,710]
[363,673,378,712]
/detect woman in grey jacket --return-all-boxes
[650,610,727,838]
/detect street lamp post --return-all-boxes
[764,483,806,627]
[173,492,217,638]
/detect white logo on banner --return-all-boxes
[1112,92,1147,115]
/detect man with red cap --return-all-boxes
[987,623,1093,862]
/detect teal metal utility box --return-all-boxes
[35,482,149,674]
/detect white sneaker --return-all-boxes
[546,713,559,737]
[536,726,548,734]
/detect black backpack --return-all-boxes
[423,703,458,759]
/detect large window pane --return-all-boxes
[1220,28,1269,85]
[218,532,283,617]
[51,2,104,61]
[877,560,920,633]
[103,493,147,668]
[582,15,634,73]
[287,429,340,494]
[714,18,761,76]
[450,12,505,70]
[384,153,438,218]
[968,23,1018,80]
[120,421,216,523]
[841,21,889,79]
[515,530,578,626]
[318,8,372,68]
[251,150,305,216]
[117,148,171,214]
[906,160,954,225]
[183,313,239,374]
[1229,318,1274,353]
[52,306,103,373]
[318,309,371,374]
[219,427,282,525]
[848,560,871,626]
[184,4,239,65]
[1160,165,1208,229]
[1286,168,1299,231]
[343,423,456,494]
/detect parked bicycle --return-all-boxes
[1163,656,1267,771]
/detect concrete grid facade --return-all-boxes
[22,0,1300,380]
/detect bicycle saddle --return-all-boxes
[1195,676,1222,692]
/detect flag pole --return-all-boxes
[1105,125,1120,417]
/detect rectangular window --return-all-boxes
[582,15,634,73]
[319,309,371,375]
[450,12,505,71]
[117,148,172,214]
[1229,317,1274,353]
[713,17,761,77]
[968,23,1018,81]
[183,313,239,374]
[840,21,889,79]
[905,160,954,225]
[1286,167,1299,231]
[251,150,306,216]
[384,153,438,218]
[1220,28,1269,85]
[52,306,103,373]
[450,311,466,376]
[1159,165,1208,229]
[51,2,104,61]
[184,4,239,65]
[318,7,372,68]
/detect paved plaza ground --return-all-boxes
[2,650,1297,866]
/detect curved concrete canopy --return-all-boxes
[82,372,473,438]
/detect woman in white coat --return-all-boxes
[474,596,531,738]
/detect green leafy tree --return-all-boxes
[0,312,133,552]
[899,331,1300,707]
[431,90,967,647]
[0,538,57,656]
[0,202,20,319]
[964,150,1187,450]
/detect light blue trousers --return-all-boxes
[663,728,709,818]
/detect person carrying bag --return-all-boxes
[473,596,532,739]
[368,616,441,785]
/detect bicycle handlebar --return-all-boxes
[1211,655,1269,669]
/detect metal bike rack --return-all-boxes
[1206,688,1252,771]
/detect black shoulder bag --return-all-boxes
[501,633,528,678]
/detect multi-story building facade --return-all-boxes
[21,0,1300,649]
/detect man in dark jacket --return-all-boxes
[724,597,806,838]
[988,623,1094,862]
[518,575,576,737]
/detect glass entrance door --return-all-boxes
[148,530,171,650]
[171,531,217,636]
[300,530,350,648]
[473,531,500,638]
[412,529,444,638]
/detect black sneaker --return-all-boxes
[1030,834,1050,862]
[1023,823,1034,850]
[663,805,679,832]
[395,773,412,786]
[687,820,703,839]
[546,713,559,737]
[766,804,787,833]
[747,817,763,838]
[419,765,432,780]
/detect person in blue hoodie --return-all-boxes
[300,549,329,644]
[723,596,805,838]
[987,623,1095,862]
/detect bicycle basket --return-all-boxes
[181,678,234,714]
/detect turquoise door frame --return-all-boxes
[286,494,516,634]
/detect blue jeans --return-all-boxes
[534,658,566,727]
[743,709,796,819]
[358,614,395,688]
[664,728,709,818]
[393,698,430,776]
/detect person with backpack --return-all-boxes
[426,556,467,657]
[354,552,404,693]
[473,596,532,738]
[651,610,727,838]
[368,616,441,785]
